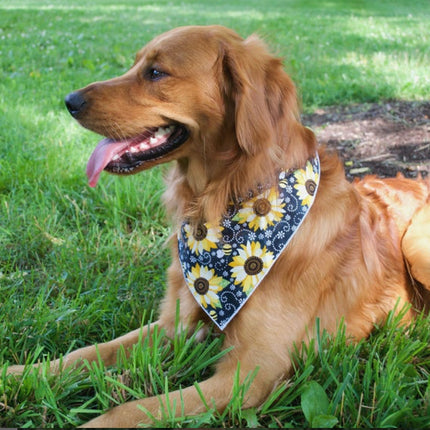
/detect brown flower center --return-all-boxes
[194,277,209,295]
[193,224,208,241]
[244,256,264,275]
[305,179,317,196]
[253,198,271,216]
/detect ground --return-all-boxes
[302,101,430,180]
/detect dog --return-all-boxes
[8,25,430,427]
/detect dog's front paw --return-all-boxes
[79,412,123,428]
[6,364,26,375]
[5,358,62,376]
[78,400,152,428]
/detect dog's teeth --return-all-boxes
[112,154,120,161]
[130,146,138,153]
[152,126,173,140]
[150,137,158,145]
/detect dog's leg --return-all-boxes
[81,374,231,428]
[6,323,157,375]
[402,203,430,289]
[80,347,279,428]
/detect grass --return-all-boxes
[0,0,429,427]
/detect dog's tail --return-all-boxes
[402,203,430,293]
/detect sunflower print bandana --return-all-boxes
[178,154,320,330]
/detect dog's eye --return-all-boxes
[146,67,167,81]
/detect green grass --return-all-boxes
[1,0,429,427]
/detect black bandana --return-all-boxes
[178,154,320,330]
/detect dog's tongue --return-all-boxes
[86,138,129,187]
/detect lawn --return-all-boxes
[1,0,430,427]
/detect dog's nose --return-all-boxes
[65,91,87,117]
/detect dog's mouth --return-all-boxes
[86,124,189,187]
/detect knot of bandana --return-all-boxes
[178,154,320,330]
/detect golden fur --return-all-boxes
[8,26,430,427]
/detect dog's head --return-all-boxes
[66,25,315,191]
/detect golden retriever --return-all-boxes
[8,25,430,427]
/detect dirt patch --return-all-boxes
[302,101,430,180]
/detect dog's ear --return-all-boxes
[222,35,315,162]
[222,35,275,156]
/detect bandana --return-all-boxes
[178,154,320,330]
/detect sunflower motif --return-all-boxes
[233,188,285,231]
[184,222,222,255]
[229,241,274,293]
[186,264,226,309]
[293,160,319,206]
